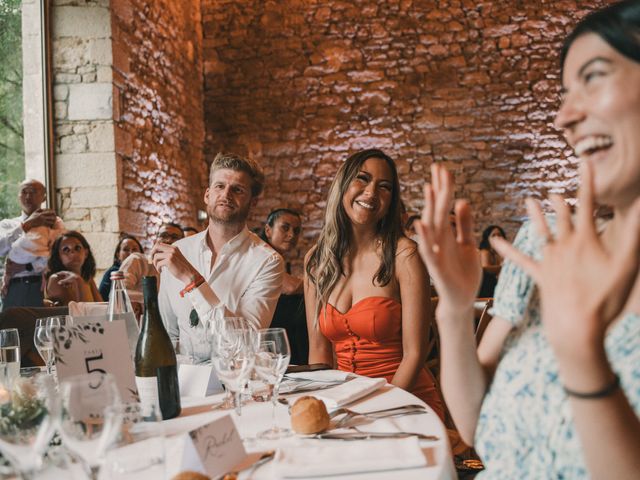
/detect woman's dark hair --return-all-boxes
[560,0,640,74]
[260,208,302,243]
[112,234,143,265]
[405,214,421,231]
[48,230,97,281]
[479,225,506,250]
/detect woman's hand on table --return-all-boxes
[415,163,482,319]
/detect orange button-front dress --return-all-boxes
[319,296,444,420]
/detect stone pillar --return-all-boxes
[51,0,119,271]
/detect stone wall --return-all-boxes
[201,0,615,268]
[111,0,206,249]
[51,0,206,273]
[51,0,118,269]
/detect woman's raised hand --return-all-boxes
[415,163,482,317]
[491,163,640,358]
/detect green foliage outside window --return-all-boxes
[0,0,24,219]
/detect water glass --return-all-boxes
[0,329,20,389]
[210,327,256,415]
[33,316,72,375]
[105,402,165,480]
[0,373,60,477]
[59,373,122,480]
[255,328,291,439]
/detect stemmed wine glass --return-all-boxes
[254,328,291,439]
[0,329,20,389]
[33,316,72,375]
[59,373,123,480]
[210,317,255,409]
[104,402,165,480]
[210,323,256,415]
[0,373,60,478]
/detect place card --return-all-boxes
[178,363,224,397]
[53,320,138,403]
[178,415,246,478]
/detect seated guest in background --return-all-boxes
[404,214,421,241]
[477,225,506,298]
[260,208,308,364]
[0,179,64,310]
[98,233,143,301]
[415,2,640,477]
[260,208,303,294]
[478,225,506,277]
[45,230,101,306]
[305,149,444,420]
[152,153,283,359]
[182,225,199,237]
[119,222,183,303]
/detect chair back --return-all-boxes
[475,298,494,345]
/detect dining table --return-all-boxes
[32,371,457,479]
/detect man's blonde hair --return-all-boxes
[209,152,265,197]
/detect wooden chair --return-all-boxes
[475,298,494,345]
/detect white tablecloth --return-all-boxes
[164,382,456,480]
[36,380,456,479]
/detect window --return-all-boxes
[0,0,53,218]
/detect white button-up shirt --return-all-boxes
[158,227,284,356]
[0,213,64,278]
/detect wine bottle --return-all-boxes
[135,276,181,419]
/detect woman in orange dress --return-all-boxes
[304,149,444,419]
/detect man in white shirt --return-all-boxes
[0,180,64,311]
[152,153,284,359]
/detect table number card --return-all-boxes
[181,414,246,478]
[53,320,138,403]
[178,363,224,397]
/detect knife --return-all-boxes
[315,431,439,441]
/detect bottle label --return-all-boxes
[135,375,160,418]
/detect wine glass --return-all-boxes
[104,402,165,480]
[0,329,20,389]
[210,317,254,409]
[59,373,122,480]
[210,326,256,415]
[255,328,291,439]
[33,316,72,375]
[0,373,60,478]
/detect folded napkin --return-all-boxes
[274,437,426,477]
[314,376,386,409]
[286,369,352,383]
[68,301,108,317]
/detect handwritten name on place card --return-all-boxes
[188,415,246,477]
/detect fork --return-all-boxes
[332,404,427,428]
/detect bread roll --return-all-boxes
[290,395,330,434]
[172,472,210,480]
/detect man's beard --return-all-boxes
[207,201,251,226]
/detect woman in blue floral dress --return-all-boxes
[416,1,640,478]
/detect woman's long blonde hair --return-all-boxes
[306,149,403,319]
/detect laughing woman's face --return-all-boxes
[555,33,640,209]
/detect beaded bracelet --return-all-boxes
[179,276,205,298]
[564,373,620,399]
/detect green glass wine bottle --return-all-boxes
[135,276,181,419]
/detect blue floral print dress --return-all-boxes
[474,221,640,479]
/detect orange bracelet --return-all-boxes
[180,276,205,298]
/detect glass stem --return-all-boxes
[271,383,280,430]
[234,390,242,416]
